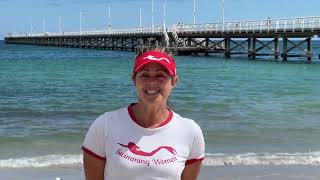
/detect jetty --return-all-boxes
[4,16,320,61]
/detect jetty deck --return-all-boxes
[5,16,320,61]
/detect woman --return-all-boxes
[82,49,205,180]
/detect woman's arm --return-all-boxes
[181,161,202,180]
[83,151,106,180]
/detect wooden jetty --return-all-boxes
[4,16,320,61]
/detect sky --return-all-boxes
[0,0,320,39]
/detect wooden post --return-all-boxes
[188,37,192,46]
[252,37,256,59]
[147,38,151,49]
[81,38,84,48]
[95,37,99,48]
[144,38,148,49]
[205,38,209,56]
[103,37,106,49]
[105,38,108,49]
[121,38,124,51]
[131,38,135,51]
[275,38,279,59]
[224,37,231,58]
[248,38,252,58]
[116,38,120,50]
[111,37,115,50]
[70,38,73,47]
[307,37,312,61]
[283,37,288,61]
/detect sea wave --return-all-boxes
[0,154,82,168]
[203,151,320,166]
[1,151,320,168]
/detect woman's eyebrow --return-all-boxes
[138,69,150,72]
[139,68,166,72]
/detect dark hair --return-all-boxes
[135,47,174,59]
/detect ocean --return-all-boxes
[0,40,320,168]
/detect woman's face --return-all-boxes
[133,62,177,106]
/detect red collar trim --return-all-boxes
[127,104,173,128]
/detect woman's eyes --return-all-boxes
[140,74,149,79]
[156,74,166,79]
[138,73,167,79]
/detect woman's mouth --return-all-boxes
[145,89,160,95]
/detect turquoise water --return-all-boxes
[0,41,320,167]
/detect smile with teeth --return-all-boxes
[145,89,160,95]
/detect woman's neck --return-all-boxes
[132,102,169,128]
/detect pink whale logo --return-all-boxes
[118,142,177,157]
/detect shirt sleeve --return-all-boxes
[185,123,205,165]
[82,113,107,161]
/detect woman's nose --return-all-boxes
[147,81,157,87]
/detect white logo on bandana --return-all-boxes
[142,55,171,64]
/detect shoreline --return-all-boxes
[0,165,319,180]
[199,165,320,180]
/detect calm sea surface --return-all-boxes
[0,40,320,167]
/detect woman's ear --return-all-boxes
[131,73,136,86]
[171,75,178,87]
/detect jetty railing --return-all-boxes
[6,16,320,38]
[6,26,164,38]
[172,16,320,34]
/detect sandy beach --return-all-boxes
[1,165,319,180]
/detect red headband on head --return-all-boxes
[133,51,176,76]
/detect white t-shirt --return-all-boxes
[82,106,205,180]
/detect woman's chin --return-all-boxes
[141,96,166,105]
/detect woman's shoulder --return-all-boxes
[105,106,127,115]
[99,106,128,120]
[172,111,202,131]
[92,106,128,123]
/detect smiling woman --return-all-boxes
[82,47,205,180]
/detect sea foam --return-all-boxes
[0,154,82,168]
[203,151,320,166]
[1,151,320,168]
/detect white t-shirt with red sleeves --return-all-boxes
[82,105,205,180]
